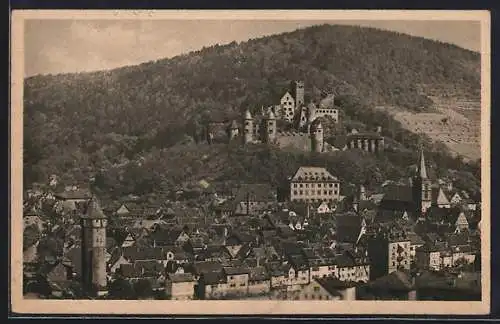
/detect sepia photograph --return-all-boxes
[11,10,490,315]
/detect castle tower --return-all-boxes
[412,149,432,217]
[359,185,367,201]
[263,110,277,144]
[310,119,324,153]
[228,120,239,141]
[294,81,305,107]
[81,196,108,296]
[306,102,317,133]
[243,109,253,144]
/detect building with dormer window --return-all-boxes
[289,166,341,203]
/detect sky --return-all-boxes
[23,19,482,77]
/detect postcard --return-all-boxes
[11,9,490,315]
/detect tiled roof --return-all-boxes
[347,132,383,141]
[335,254,356,268]
[316,277,355,293]
[201,271,227,285]
[168,273,194,283]
[119,263,142,278]
[406,231,425,245]
[370,271,414,292]
[122,246,165,262]
[193,261,224,275]
[249,266,270,281]
[381,185,413,203]
[223,266,250,275]
[291,167,339,182]
[135,260,164,277]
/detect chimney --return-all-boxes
[376,126,382,134]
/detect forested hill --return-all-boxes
[24,24,481,193]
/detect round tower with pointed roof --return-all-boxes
[310,119,324,153]
[80,195,108,296]
[243,109,253,144]
[263,109,277,144]
[228,119,239,141]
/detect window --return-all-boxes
[318,183,322,188]
[230,283,236,287]
[319,295,323,300]
[329,191,333,195]
[230,276,234,279]
[293,191,298,195]
[293,183,297,188]
[324,190,328,195]
[329,183,333,188]
[314,286,320,292]
[240,283,246,286]
[299,190,303,195]
[317,191,321,195]
[299,184,303,188]
[304,294,308,299]
[305,184,309,188]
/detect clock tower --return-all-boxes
[80,196,108,297]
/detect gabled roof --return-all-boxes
[168,273,194,283]
[223,266,250,275]
[406,231,425,245]
[201,271,227,285]
[193,261,224,275]
[381,185,413,203]
[370,271,415,292]
[316,277,356,294]
[432,187,450,205]
[291,167,339,182]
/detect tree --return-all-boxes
[133,279,154,300]
[108,277,135,300]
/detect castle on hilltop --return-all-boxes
[206,79,383,154]
[217,80,340,153]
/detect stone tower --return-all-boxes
[81,196,108,296]
[412,149,432,217]
[306,102,317,133]
[310,119,324,153]
[263,110,277,144]
[294,80,305,107]
[243,109,253,144]
[228,120,239,141]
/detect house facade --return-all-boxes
[290,166,341,203]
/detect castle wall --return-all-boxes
[276,133,312,152]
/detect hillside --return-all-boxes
[23,24,481,195]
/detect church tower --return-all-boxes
[263,110,277,144]
[412,149,432,216]
[310,119,324,153]
[243,109,253,144]
[81,196,108,296]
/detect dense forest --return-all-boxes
[23,24,481,200]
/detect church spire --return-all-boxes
[418,149,428,179]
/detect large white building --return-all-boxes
[289,166,341,203]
